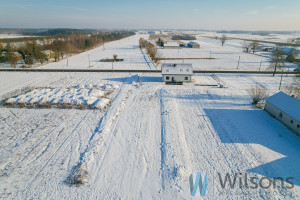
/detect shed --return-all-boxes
[188,42,200,48]
[264,92,300,136]
[163,42,179,49]
[161,63,193,83]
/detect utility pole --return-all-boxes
[279,69,284,90]
[259,59,262,71]
[112,61,114,70]
[67,56,69,66]
[88,54,91,67]
[237,56,240,69]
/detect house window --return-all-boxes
[180,69,183,72]
[185,77,188,80]
[166,69,169,72]
[279,113,283,118]
[166,76,169,80]
[291,120,294,124]
[186,69,189,72]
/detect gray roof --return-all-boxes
[266,92,300,121]
[161,63,193,75]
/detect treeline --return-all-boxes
[216,30,300,36]
[0,28,111,36]
[0,31,135,67]
[139,38,160,64]
[171,34,196,40]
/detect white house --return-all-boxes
[264,92,300,136]
[161,63,193,83]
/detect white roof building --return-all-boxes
[265,92,300,136]
[161,63,193,83]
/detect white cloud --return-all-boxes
[194,9,199,12]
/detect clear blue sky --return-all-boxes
[0,0,300,30]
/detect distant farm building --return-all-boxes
[163,42,179,49]
[287,54,300,63]
[178,41,187,47]
[188,42,200,48]
[264,92,300,136]
[161,63,193,83]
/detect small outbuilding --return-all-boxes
[264,92,300,136]
[187,42,200,48]
[161,63,193,83]
[163,42,180,49]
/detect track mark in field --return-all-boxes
[159,89,166,190]
[24,111,91,191]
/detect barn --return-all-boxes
[264,92,300,136]
[187,42,200,48]
[161,63,193,84]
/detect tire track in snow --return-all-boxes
[22,111,91,194]
[68,75,138,184]
[159,89,166,190]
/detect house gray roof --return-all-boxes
[161,63,193,75]
[266,92,300,121]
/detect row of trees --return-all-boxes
[139,38,160,64]
[0,31,135,67]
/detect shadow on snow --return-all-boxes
[204,108,300,186]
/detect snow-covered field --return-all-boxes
[157,35,298,71]
[38,34,155,70]
[0,34,300,199]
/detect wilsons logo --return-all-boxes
[218,173,294,190]
[189,172,208,196]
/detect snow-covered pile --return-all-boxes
[4,84,119,110]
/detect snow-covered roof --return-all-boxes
[161,63,193,75]
[294,54,300,59]
[188,41,199,46]
[266,92,300,121]
[164,42,179,47]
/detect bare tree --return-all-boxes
[248,85,268,105]
[250,41,260,54]
[220,34,227,46]
[242,41,250,53]
[269,46,285,76]
[285,85,300,100]
[7,52,19,68]
[113,54,118,61]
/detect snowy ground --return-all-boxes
[0,34,300,199]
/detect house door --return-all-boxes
[172,77,174,82]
